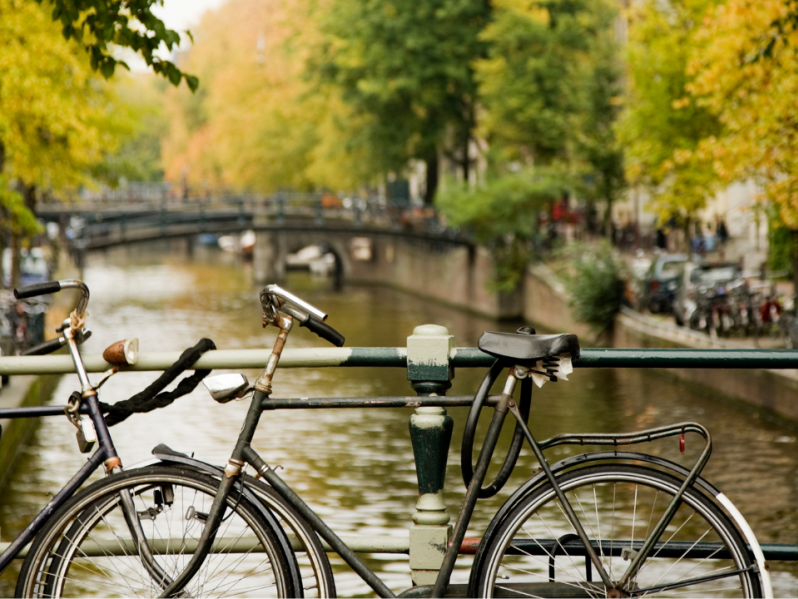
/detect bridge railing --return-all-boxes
[2,331,798,577]
[39,193,459,248]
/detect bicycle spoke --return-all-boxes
[477,466,761,598]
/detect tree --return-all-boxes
[38,0,197,90]
[615,0,723,245]
[161,0,371,195]
[0,0,127,283]
[688,0,798,287]
[98,74,169,184]
[477,0,625,228]
[437,167,566,289]
[312,0,491,203]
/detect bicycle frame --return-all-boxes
[158,315,734,599]
[0,325,124,573]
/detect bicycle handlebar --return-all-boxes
[14,281,61,299]
[260,284,345,346]
[262,284,327,321]
[300,317,345,347]
[14,279,90,318]
[21,337,66,356]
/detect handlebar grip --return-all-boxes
[300,317,345,347]
[21,337,66,356]
[14,281,61,299]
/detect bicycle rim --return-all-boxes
[17,466,298,598]
[476,465,761,598]
[242,474,337,598]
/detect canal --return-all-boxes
[1,241,798,596]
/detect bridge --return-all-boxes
[36,194,461,249]
[37,195,519,317]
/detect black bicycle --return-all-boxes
[13,284,772,597]
[1,280,333,599]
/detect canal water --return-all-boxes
[1,241,798,596]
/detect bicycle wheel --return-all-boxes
[242,474,336,598]
[473,464,762,598]
[17,465,299,598]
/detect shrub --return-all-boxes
[558,241,626,333]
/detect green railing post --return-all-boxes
[407,324,454,586]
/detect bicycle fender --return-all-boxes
[715,493,773,598]
[466,450,723,594]
[150,449,304,595]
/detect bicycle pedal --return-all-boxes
[185,505,209,523]
[137,506,163,521]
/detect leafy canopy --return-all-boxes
[161,0,372,193]
[615,0,723,226]
[689,0,798,229]
[40,0,198,90]
[312,0,490,177]
[477,0,625,213]
[437,167,566,289]
[0,0,130,233]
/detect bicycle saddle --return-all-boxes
[478,331,580,363]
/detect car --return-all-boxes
[672,262,743,327]
[640,254,688,314]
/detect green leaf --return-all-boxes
[100,58,116,78]
[185,74,200,92]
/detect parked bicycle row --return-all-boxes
[635,253,798,346]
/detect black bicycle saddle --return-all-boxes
[478,331,580,363]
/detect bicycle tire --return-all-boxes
[242,473,337,598]
[149,453,337,598]
[16,465,300,598]
[472,464,763,598]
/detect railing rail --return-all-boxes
[2,347,798,375]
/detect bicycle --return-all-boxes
[2,280,332,598]
[17,284,773,597]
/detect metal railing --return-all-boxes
[36,194,463,251]
[2,330,798,574]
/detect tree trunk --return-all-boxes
[0,141,5,287]
[461,130,470,184]
[424,154,439,205]
[601,197,613,238]
[22,182,36,218]
[0,210,5,287]
[791,229,798,298]
[10,230,20,288]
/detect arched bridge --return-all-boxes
[37,195,518,317]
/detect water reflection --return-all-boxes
[0,241,796,596]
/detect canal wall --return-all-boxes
[347,237,522,319]
[254,227,523,319]
[0,260,78,490]
[525,264,798,424]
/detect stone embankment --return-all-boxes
[525,263,798,424]
[0,261,78,488]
